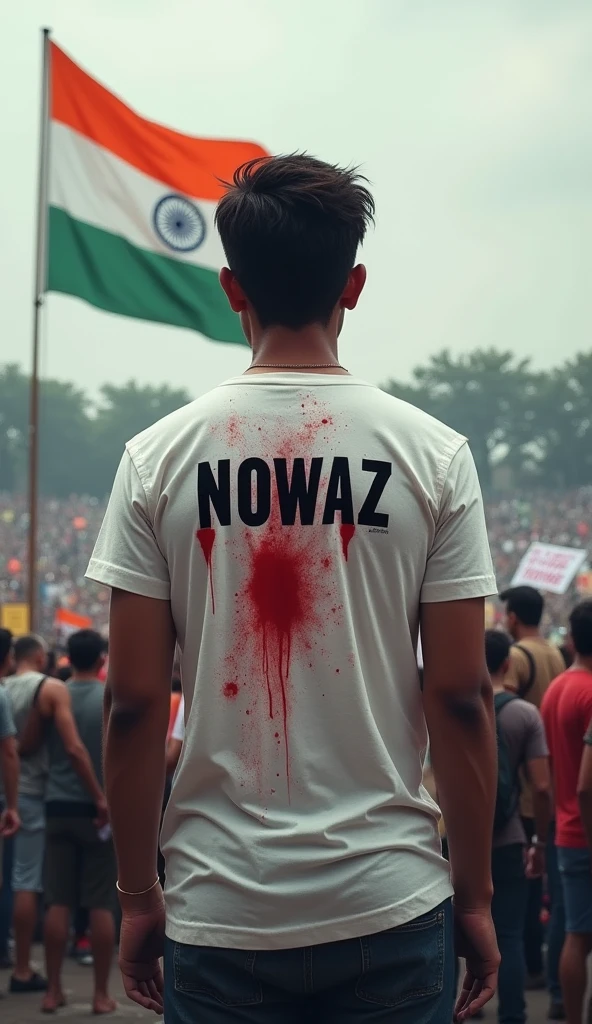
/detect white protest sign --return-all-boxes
[511,542,587,595]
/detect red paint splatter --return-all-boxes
[196,528,216,612]
[340,524,356,560]
[223,682,239,699]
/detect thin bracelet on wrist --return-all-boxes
[530,834,546,849]
[116,878,160,896]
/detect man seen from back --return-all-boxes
[541,600,592,1024]
[88,154,500,1023]
[500,584,565,991]
[39,629,116,1015]
[5,634,107,995]
[485,629,552,1024]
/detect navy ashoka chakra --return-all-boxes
[152,194,206,253]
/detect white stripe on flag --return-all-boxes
[49,121,224,271]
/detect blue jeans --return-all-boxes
[164,899,455,1023]
[546,827,565,1003]
[557,846,592,934]
[491,844,528,1024]
[521,817,543,977]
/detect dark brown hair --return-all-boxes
[570,600,592,657]
[215,153,374,330]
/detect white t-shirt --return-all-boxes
[87,373,496,949]
[171,697,185,742]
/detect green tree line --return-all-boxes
[1,349,591,497]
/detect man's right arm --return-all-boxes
[577,723,592,850]
[523,705,552,877]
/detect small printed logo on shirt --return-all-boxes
[368,527,389,535]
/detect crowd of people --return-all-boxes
[2,154,592,1024]
[1,487,591,639]
[0,589,591,1021]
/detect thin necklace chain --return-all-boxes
[248,362,348,370]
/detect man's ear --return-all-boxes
[220,267,248,313]
[340,264,367,311]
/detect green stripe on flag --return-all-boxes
[47,206,246,345]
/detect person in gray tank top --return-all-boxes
[6,635,108,997]
[41,630,117,1016]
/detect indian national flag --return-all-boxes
[48,43,268,344]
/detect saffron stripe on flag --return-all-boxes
[50,42,268,201]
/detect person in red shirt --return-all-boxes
[541,600,592,1024]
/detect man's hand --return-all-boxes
[94,795,109,831]
[525,844,545,880]
[0,807,21,837]
[454,905,500,1021]
[118,883,165,1015]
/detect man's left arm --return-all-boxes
[578,719,592,849]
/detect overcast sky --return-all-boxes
[2,0,591,400]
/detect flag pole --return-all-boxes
[28,26,51,634]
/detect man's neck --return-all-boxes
[572,656,592,675]
[246,324,347,375]
[515,626,541,643]
[491,676,507,694]
[70,671,99,684]
[14,661,42,676]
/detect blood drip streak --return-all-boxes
[260,624,291,788]
[248,541,306,795]
[196,528,216,613]
[340,523,355,560]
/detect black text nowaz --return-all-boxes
[197,457,392,529]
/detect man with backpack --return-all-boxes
[500,585,565,994]
[486,629,552,1024]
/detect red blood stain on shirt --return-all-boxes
[340,524,355,560]
[223,681,239,699]
[219,408,348,793]
[196,528,216,613]
[245,529,318,788]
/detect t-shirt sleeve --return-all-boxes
[86,449,170,600]
[0,689,16,740]
[171,697,185,742]
[421,442,497,603]
[522,703,549,761]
